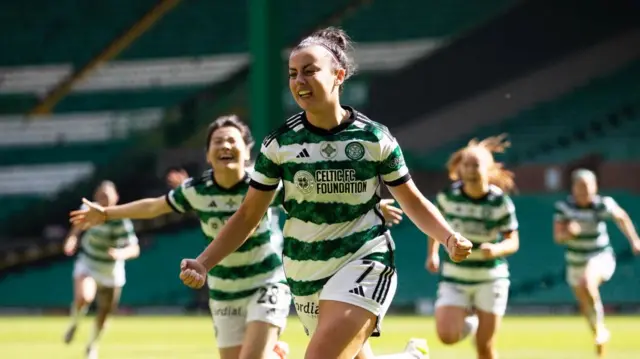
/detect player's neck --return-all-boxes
[306,102,348,130]
[463,181,489,198]
[213,168,245,189]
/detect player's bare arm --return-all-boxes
[610,203,640,254]
[480,230,519,259]
[180,187,277,289]
[70,196,172,227]
[387,179,472,262]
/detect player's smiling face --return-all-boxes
[288,45,345,112]
[207,126,249,172]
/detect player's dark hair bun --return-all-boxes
[295,27,357,89]
[312,27,352,52]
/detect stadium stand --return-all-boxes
[1,0,639,311]
[414,60,640,169]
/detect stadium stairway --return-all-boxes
[0,110,164,232]
[0,0,513,114]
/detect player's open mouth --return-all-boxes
[218,153,235,163]
[298,90,312,98]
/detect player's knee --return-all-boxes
[578,275,599,294]
[304,332,343,359]
[436,323,461,345]
[75,293,90,307]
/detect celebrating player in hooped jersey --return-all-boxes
[70,115,407,359]
[63,181,140,359]
[70,116,292,359]
[427,135,519,359]
[179,27,473,359]
[554,169,640,357]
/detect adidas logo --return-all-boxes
[296,148,310,158]
[348,285,365,297]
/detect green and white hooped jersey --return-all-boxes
[166,170,286,301]
[250,107,410,297]
[435,182,518,285]
[78,215,138,269]
[554,195,617,266]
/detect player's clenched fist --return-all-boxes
[179,259,207,289]
[445,232,473,262]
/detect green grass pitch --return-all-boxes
[0,315,638,358]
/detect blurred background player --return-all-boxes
[553,168,640,357]
[178,27,472,359]
[62,180,140,359]
[427,135,519,359]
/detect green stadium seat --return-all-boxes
[414,61,640,168]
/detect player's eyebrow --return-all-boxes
[289,63,314,72]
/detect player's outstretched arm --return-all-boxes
[70,197,172,227]
[610,203,640,254]
[180,187,277,289]
[387,179,472,262]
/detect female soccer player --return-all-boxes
[553,168,640,357]
[426,135,519,359]
[178,27,473,359]
[63,180,140,359]
[70,115,411,359]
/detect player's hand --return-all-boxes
[567,220,581,236]
[180,259,207,289]
[426,254,440,273]
[445,232,472,262]
[70,198,107,227]
[380,199,403,227]
[631,239,640,255]
[108,248,123,260]
[166,169,188,189]
[479,242,499,260]
[63,238,78,256]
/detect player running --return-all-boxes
[553,168,640,357]
[62,180,140,359]
[426,135,519,359]
[70,114,410,359]
[178,27,473,359]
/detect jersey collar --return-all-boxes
[301,105,356,136]
[210,171,250,192]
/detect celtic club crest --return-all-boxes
[345,142,365,160]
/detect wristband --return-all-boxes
[445,232,459,246]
